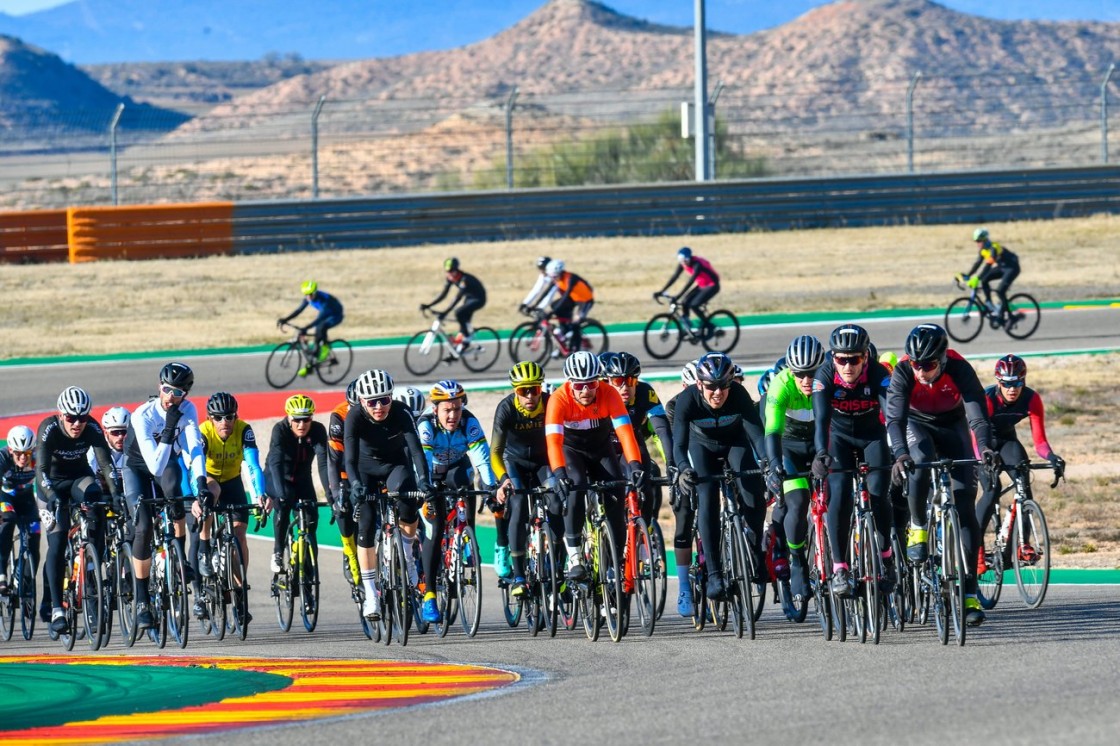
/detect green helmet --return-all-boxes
[972,228,989,243]
[300,280,318,295]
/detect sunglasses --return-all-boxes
[290,416,312,424]
[210,414,237,423]
[363,396,392,408]
[106,429,128,437]
[514,386,542,397]
[571,380,599,392]
[608,376,638,387]
[160,384,187,397]
[833,355,864,367]
[912,360,940,372]
[700,381,730,392]
[998,379,1025,389]
[793,369,817,379]
[61,414,86,424]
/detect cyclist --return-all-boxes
[810,325,896,597]
[543,259,595,354]
[490,361,558,599]
[764,336,825,604]
[519,256,557,317]
[87,407,129,501]
[37,386,122,635]
[277,280,345,377]
[664,359,699,424]
[885,323,999,627]
[393,386,428,418]
[1,426,39,599]
[344,369,432,621]
[976,354,1065,569]
[671,352,769,600]
[546,351,645,582]
[957,227,1021,321]
[266,395,331,595]
[421,257,487,351]
[653,246,720,335]
[190,392,270,623]
[328,380,362,588]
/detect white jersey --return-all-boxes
[88,447,125,483]
[521,274,556,309]
[125,397,206,482]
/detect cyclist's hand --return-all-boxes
[191,499,204,519]
[891,454,915,487]
[1048,453,1066,480]
[981,447,1002,470]
[496,476,512,504]
[966,275,980,289]
[551,467,573,504]
[811,452,832,481]
[276,318,285,329]
[417,480,435,501]
[419,303,429,313]
[197,484,214,508]
[627,460,646,490]
[675,467,698,495]
[259,493,275,514]
[436,312,447,322]
[518,303,530,315]
[159,405,183,443]
[348,481,367,506]
[39,507,57,532]
[765,466,786,499]
[80,499,93,514]
[651,292,661,302]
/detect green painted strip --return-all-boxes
[0,663,290,731]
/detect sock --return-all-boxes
[361,570,377,601]
[136,581,150,604]
[511,551,525,578]
[402,535,419,586]
[676,562,691,591]
[566,543,581,565]
[833,562,848,573]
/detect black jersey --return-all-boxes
[490,391,550,475]
[670,384,766,469]
[35,414,116,501]
[266,419,330,498]
[811,358,892,454]
[343,402,429,482]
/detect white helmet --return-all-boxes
[545,259,565,278]
[681,361,699,386]
[393,386,427,416]
[101,406,130,431]
[355,369,394,400]
[6,425,35,452]
[563,351,600,382]
[57,386,92,417]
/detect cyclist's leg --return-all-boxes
[124,466,156,606]
[553,298,576,346]
[995,264,1019,313]
[505,466,530,582]
[0,502,14,578]
[561,451,591,574]
[387,465,421,587]
[70,476,106,559]
[690,441,722,588]
[825,441,856,574]
[939,422,983,595]
[217,479,248,566]
[729,444,767,575]
[293,475,320,561]
[272,489,293,569]
[538,465,565,542]
[353,473,381,601]
[592,453,627,557]
[782,441,813,593]
[672,461,696,579]
[687,284,719,329]
[904,421,937,535]
[455,297,484,342]
[862,437,893,552]
[976,460,1002,544]
[35,481,72,613]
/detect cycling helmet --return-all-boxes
[545,259,565,278]
[430,379,466,403]
[602,351,641,379]
[732,364,744,381]
[757,368,777,396]
[5,425,35,453]
[285,394,315,418]
[443,257,460,273]
[994,354,1027,384]
[879,350,899,374]
[159,362,194,392]
[206,392,237,417]
[681,361,699,386]
[394,386,427,416]
[535,256,551,270]
[786,335,825,373]
[829,324,870,355]
[355,369,394,400]
[345,379,359,406]
[57,386,92,417]
[696,352,735,386]
[101,406,131,430]
[973,227,989,243]
[563,350,600,382]
[300,280,318,295]
[509,361,545,388]
[677,246,693,263]
[904,323,949,364]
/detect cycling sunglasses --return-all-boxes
[210,414,237,423]
[160,384,187,397]
[514,385,542,397]
[290,416,313,424]
[998,379,1025,389]
[700,381,731,392]
[608,376,638,387]
[61,414,86,424]
[571,380,599,392]
[106,428,128,437]
[911,359,940,372]
[363,396,393,408]
[793,369,817,379]
[833,355,865,367]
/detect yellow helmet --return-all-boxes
[285,394,315,418]
[430,379,466,403]
[509,361,545,388]
[300,280,318,295]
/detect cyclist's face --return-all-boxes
[211,415,236,438]
[833,354,866,385]
[436,400,463,430]
[104,428,128,451]
[11,450,32,467]
[159,386,185,411]
[913,360,941,386]
[793,369,816,395]
[999,382,1023,402]
[570,380,599,404]
[289,416,313,436]
[700,381,729,408]
[58,413,87,438]
[607,376,635,402]
[514,386,542,409]
[363,398,391,421]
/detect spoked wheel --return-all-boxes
[166,543,190,649]
[828,548,847,642]
[944,510,967,647]
[148,568,169,650]
[1013,499,1050,609]
[557,552,576,633]
[700,310,740,354]
[456,527,482,638]
[977,512,1004,610]
[930,528,948,645]
[316,339,354,385]
[299,543,320,633]
[273,546,294,633]
[722,521,746,639]
[944,296,986,343]
[118,544,137,648]
[580,534,600,641]
[460,327,502,372]
[203,563,225,641]
[80,543,104,651]
[404,329,445,377]
[390,533,410,647]
[435,569,454,639]
[631,517,656,637]
[227,539,250,641]
[509,322,551,366]
[265,342,302,389]
[576,320,609,356]
[1004,293,1041,340]
[642,313,684,360]
[597,527,623,643]
[60,554,78,652]
[650,522,667,621]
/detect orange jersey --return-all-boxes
[555,272,594,303]
[328,401,350,479]
[545,382,642,469]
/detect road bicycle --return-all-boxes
[568,480,623,642]
[0,514,39,641]
[376,489,424,647]
[836,462,892,645]
[887,525,913,632]
[127,495,190,649]
[271,496,320,633]
[198,503,266,641]
[428,486,486,639]
[977,460,1059,610]
[404,308,501,376]
[56,503,105,651]
[943,278,1041,343]
[646,472,671,622]
[266,322,354,388]
[495,486,560,637]
[507,309,608,366]
[642,293,741,360]
[615,479,656,637]
[807,477,846,641]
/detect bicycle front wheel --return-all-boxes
[577,319,609,356]
[509,321,551,366]
[808,529,832,641]
[118,543,137,647]
[642,313,684,360]
[944,508,967,646]
[631,517,656,637]
[1013,499,1050,608]
[80,543,105,651]
[944,296,985,343]
[316,339,353,385]
[460,327,501,372]
[701,310,740,354]
[857,515,881,646]
[0,549,13,641]
[391,532,410,647]
[1004,293,1041,340]
[457,527,482,638]
[60,545,77,651]
[650,521,667,622]
[274,546,294,633]
[265,342,302,389]
[977,511,1004,610]
[299,540,319,633]
[227,538,250,641]
[723,518,749,640]
[404,329,445,377]
[166,542,190,649]
[596,526,623,643]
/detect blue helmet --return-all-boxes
[677,247,693,264]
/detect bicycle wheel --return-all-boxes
[943,508,967,646]
[500,580,522,628]
[701,310,740,354]
[539,527,559,638]
[60,548,77,651]
[825,530,846,643]
[597,525,623,643]
[456,527,482,638]
[631,517,656,637]
[722,520,745,639]
[391,532,410,646]
[435,563,454,639]
[579,530,600,641]
[0,549,13,641]
[944,296,985,343]
[642,313,684,360]
[577,319,609,356]
[166,542,190,649]
[78,543,104,651]
[316,339,354,385]
[807,530,832,640]
[650,522,667,622]
[1004,293,1041,340]
[887,530,909,631]
[265,342,302,389]
[930,520,948,645]
[299,540,319,633]
[203,548,225,640]
[116,544,137,648]
[274,544,294,632]
[1013,499,1050,609]
[859,515,881,645]
[227,538,250,641]
[460,327,501,372]
[509,322,551,366]
[977,511,1004,610]
[403,329,445,377]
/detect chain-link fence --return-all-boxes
[1,67,1116,210]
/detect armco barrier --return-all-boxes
[0,209,68,263]
[66,202,234,262]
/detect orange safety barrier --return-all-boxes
[67,202,234,263]
[0,209,69,263]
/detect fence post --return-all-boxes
[693,0,710,182]
[707,80,723,179]
[1102,64,1116,165]
[311,95,326,199]
[906,71,922,174]
[109,102,125,205]
[505,87,519,189]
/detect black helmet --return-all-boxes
[696,352,734,385]
[159,362,194,392]
[206,392,237,417]
[345,379,359,406]
[905,324,949,363]
[829,324,870,355]
[536,255,551,270]
[786,335,825,373]
[602,351,641,379]
[444,257,460,272]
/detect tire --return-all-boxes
[227,538,250,641]
[701,310,740,354]
[79,543,105,651]
[642,313,684,360]
[1013,499,1050,609]
[118,543,137,648]
[299,540,320,633]
[721,520,745,639]
[435,561,453,639]
[60,546,77,651]
[944,296,985,343]
[203,545,225,640]
[577,320,609,357]
[457,527,482,638]
[509,321,551,366]
[887,530,909,631]
[580,531,600,641]
[858,515,881,645]
[0,548,13,642]
[166,542,190,649]
[930,522,948,645]
[808,530,832,641]
[650,522,667,622]
[315,339,354,385]
[265,342,302,389]
[1004,293,1042,340]
[596,526,623,643]
[274,545,294,633]
[18,540,37,641]
[501,580,522,628]
[539,527,559,638]
[391,533,410,647]
[403,329,445,377]
[977,511,1004,611]
[944,509,967,646]
[632,517,656,637]
[460,327,501,372]
[825,528,846,643]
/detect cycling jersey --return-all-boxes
[659,256,720,294]
[765,368,815,443]
[545,382,642,469]
[417,408,497,488]
[1,447,36,498]
[623,382,673,453]
[984,385,1054,459]
[124,398,206,484]
[36,415,118,502]
[200,419,265,500]
[280,290,344,326]
[551,271,594,306]
[670,384,766,468]
[266,419,330,501]
[490,392,550,481]
[521,274,557,310]
[811,358,892,454]
[343,402,429,484]
[87,447,124,495]
[968,241,1020,274]
[428,271,486,309]
[327,400,351,500]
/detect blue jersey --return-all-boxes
[416,409,497,488]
